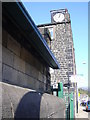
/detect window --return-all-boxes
[48,27,53,40]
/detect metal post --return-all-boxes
[67,72,70,119]
[76,83,78,113]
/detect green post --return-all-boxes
[58,82,63,98]
[70,92,74,119]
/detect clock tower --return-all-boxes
[51,9,70,23]
[50,9,76,88]
[37,8,76,90]
[37,8,76,117]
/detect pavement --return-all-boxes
[75,105,90,119]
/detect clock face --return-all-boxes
[53,13,65,22]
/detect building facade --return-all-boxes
[1,2,66,119]
[2,2,60,93]
[38,9,76,88]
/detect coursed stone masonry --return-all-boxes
[2,29,51,93]
[38,9,76,87]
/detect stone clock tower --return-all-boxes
[37,9,76,89]
[50,9,76,87]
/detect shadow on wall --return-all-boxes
[2,82,65,119]
[14,91,42,119]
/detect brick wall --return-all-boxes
[2,29,51,93]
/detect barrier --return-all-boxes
[1,82,65,118]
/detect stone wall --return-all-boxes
[51,22,76,85]
[2,29,51,93]
[50,10,76,87]
[38,11,76,87]
[2,82,65,118]
[38,27,51,49]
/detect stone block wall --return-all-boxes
[50,10,76,86]
[38,27,51,49]
[38,11,76,88]
[2,29,51,93]
[1,82,65,118]
[50,22,76,85]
